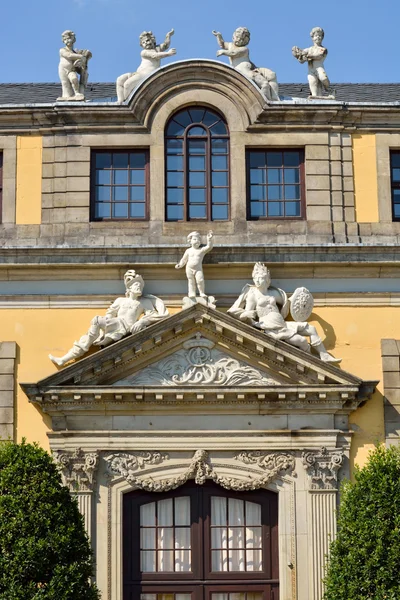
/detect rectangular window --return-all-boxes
[91,150,149,221]
[391,151,400,220]
[247,150,305,220]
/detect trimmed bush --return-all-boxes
[0,440,100,599]
[324,444,400,600]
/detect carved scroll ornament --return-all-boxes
[105,449,296,492]
[302,446,344,490]
[54,448,99,492]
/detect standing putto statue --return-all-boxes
[57,30,92,101]
[228,263,341,363]
[212,27,279,101]
[175,231,216,309]
[116,29,176,103]
[49,270,169,367]
[292,27,333,98]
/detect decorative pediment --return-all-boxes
[21,304,377,415]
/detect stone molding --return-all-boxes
[104,449,296,492]
[302,446,344,490]
[0,342,17,441]
[54,447,99,492]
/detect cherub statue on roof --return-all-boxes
[175,231,216,309]
[57,30,92,102]
[292,27,334,99]
[116,29,176,103]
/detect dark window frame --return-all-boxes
[90,149,150,222]
[123,481,279,600]
[0,152,3,224]
[246,149,306,221]
[390,150,400,221]
[165,107,230,222]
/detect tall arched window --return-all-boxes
[123,481,279,600]
[165,107,230,221]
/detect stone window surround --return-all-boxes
[376,133,400,222]
[0,136,16,224]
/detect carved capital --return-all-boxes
[54,448,99,492]
[302,447,344,490]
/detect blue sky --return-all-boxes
[2,0,398,84]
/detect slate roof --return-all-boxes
[0,82,399,105]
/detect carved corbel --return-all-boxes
[54,448,99,492]
[302,446,344,490]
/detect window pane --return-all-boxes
[167,155,184,171]
[284,151,300,166]
[285,201,301,217]
[141,550,156,572]
[212,549,228,571]
[284,185,300,200]
[392,153,400,168]
[266,152,283,167]
[268,202,283,217]
[130,203,145,218]
[212,188,228,203]
[158,550,174,571]
[189,156,205,170]
[228,499,244,526]
[130,153,146,168]
[246,502,261,526]
[167,172,184,187]
[211,527,228,549]
[167,188,184,204]
[250,168,266,184]
[158,499,173,526]
[114,170,128,185]
[188,140,206,154]
[212,205,228,220]
[189,172,205,187]
[210,121,228,135]
[267,185,282,200]
[141,502,155,526]
[203,111,220,127]
[130,170,145,185]
[189,189,206,204]
[113,187,128,201]
[394,203,400,218]
[96,186,111,202]
[211,497,226,525]
[95,153,111,168]
[267,169,281,184]
[229,527,245,548]
[95,170,110,185]
[175,550,191,572]
[140,527,155,549]
[113,153,128,168]
[212,139,228,154]
[174,109,192,128]
[249,152,265,168]
[250,185,266,201]
[284,168,300,184]
[95,203,111,218]
[393,167,400,182]
[212,155,228,170]
[166,139,183,154]
[246,549,263,572]
[250,202,266,218]
[113,203,128,218]
[175,527,191,549]
[393,189,400,201]
[189,108,205,123]
[189,204,207,219]
[167,120,185,136]
[175,497,190,526]
[187,126,207,136]
[246,526,262,548]
[131,186,145,201]
[167,205,183,220]
[212,172,228,186]
[158,527,173,549]
[229,549,245,571]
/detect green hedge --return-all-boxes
[324,444,400,600]
[0,440,100,599]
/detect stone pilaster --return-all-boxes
[0,342,17,441]
[302,447,344,600]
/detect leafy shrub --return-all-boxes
[324,444,400,600]
[0,440,100,599]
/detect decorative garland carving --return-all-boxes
[302,446,344,490]
[105,451,169,482]
[54,448,99,492]
[105,449,296,492]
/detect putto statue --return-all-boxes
[57,30,92,101]
[228,263,341,363]
[292,27,333,98]
[175,231,216,309]
[212,28,279,101]
[49,270,169,367]
[116,29,176,103]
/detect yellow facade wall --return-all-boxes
[16,136,42,224]
[352,133,379,222]
[0,305,396,470]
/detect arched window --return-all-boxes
[165,107,230,221]
[123,481,279,600]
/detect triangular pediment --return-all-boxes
[21,304,377,413]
